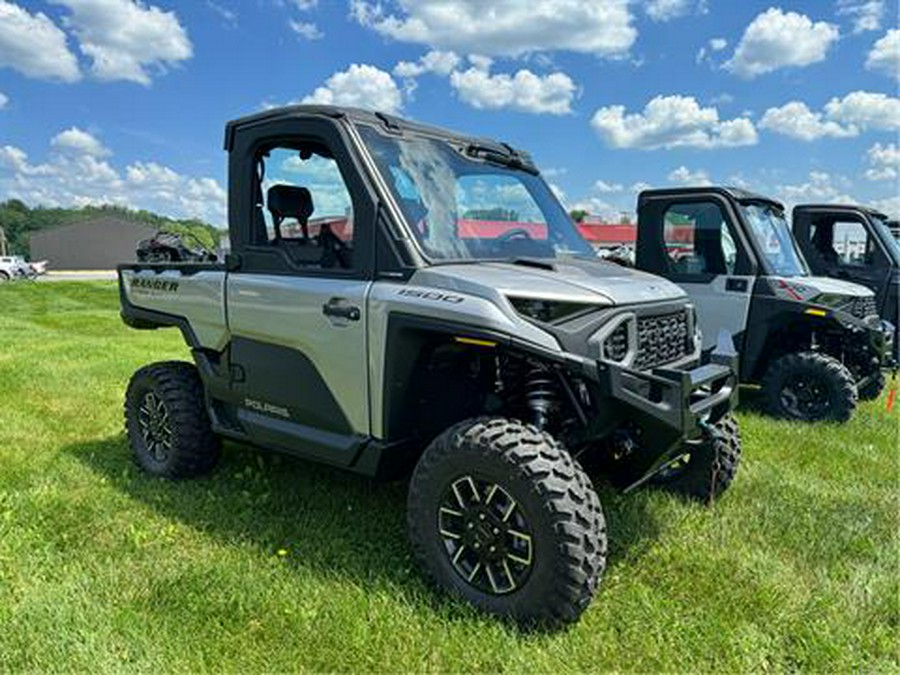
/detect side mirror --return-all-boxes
[225,253,241,271]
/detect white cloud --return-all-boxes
[51,127,111,158]
[725,8,839,79]
[594,179,624,193]
[775,171,857,206]
[824,91,900,132]
[564,196,620,220]
[871,195,900,217]
[696,37,729,66]
[302,63,403,114]
[206,1,237,27]
[0,136,226,224]
[865,142,899,181]
[760,91,900,140]
[289,20,322,40]
[0,92,7,110]
[630,181,654,193]
[50,0,192,85]
[668,165,711,185]
[866,29,899,79]
[759,101,856,141]
[590,95,758,150]
[836,0,884,33]
[394,50,460,78]
[289,0,317,8]
[645,0,692,21]
[350,0,637,58]
[450,63,576,115]
[0,1,81,82]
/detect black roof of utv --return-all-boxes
[793,203,889,219]
[223,104,531,162]
[637,186,784,209]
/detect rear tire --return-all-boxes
[652,414,741,502]
[125,361,221,478]
[761,351,857,423]
[408,417,606,628]
[858,369,886,401]
[0,271,9,283]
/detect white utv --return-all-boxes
[119,106,740,627]
[634,187,894,422]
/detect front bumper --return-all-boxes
[596,340,738,438]
[585,336,738,488]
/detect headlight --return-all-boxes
[507,296,596,324]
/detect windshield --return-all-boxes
[358,125,594,262]
[741,202,808,276]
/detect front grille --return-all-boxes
[634,311,691,371]
[849,296,877,320]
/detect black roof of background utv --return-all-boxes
[793,203,889,219]
[637,186,784,209]
[223,104,532,166]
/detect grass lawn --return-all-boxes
[0,281,897,672]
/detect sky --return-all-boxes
[0,0,897,227]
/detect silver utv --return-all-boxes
[118,106,740,627]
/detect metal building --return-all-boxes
[29,217,157,270]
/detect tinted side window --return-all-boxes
[258,147,355,270]
[663,201,736,276]
[831,220,871,266]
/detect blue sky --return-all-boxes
[0,0,897,226]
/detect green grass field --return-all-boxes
[0,282,897,672]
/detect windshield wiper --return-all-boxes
[464,143,539,175]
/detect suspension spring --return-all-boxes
[523,365,559,429]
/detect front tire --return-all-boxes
[652,414,741,502]
[125,361,221,478]
[761,351,857,423]
[408,417,606,628]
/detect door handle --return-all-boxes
[322,299,361,321]
[725,278,748,292]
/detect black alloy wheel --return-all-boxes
[437,475,533,595]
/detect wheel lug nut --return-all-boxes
[474,542,480,549]
[479,514,486,521]
[492,528,499,535]
[467,522,474,529]
[489,546,496,553]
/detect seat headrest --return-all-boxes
[268,185,314,221]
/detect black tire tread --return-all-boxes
[125,360,221,478]
[408,417,606,627]
[761,351,857,423]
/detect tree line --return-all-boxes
[0,200,222,257]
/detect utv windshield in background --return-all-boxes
[872,215,900,263]
[357,125,594,262]
[741,202,808,277]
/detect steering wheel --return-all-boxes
[497,227,533,243]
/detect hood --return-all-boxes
[414,257,686,306]
[770,275,875,303]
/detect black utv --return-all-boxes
[793,203,899,363]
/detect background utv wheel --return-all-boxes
[652,414,741,502]
[125,361,221,478]
[762,351,857,423]
[858,370,886,401]
[408,417,606,628]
